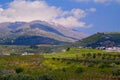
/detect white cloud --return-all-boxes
[74,0,90,2]
[94,0,112,4]
[0,0,59,22]
[0,0,93,28]
[53,17,86,27]
[0,8,3,12]
[53,8,87,27]
[71,9,86,19]
[88,8,96,12]
[74,0,120,4]
[116,0,120,3]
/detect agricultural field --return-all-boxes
[0,48,120,80]
[0,45,68,55]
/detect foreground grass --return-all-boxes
[0,48,120,80]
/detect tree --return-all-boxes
[66,47,70,51]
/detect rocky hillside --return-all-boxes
[0,20,87,45]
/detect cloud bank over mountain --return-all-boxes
[0,0,95,28]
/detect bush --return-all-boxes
[66,48,70,51]
[15,67,24,73]
[87,63,94,67]
[0,74,34,80]
[0,74,56,80]
[112,69,120,76]
[62,68,66,72]
[37,74,54,80]
[66,61,71,64]
[75,67,84,73]
[92,53,96,59]
[109,63,116,67]
[98,63,110,69]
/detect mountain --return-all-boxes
[72,32,120,48]
[0,20,87,45]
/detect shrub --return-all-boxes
[66,48,70,51]
[37,74,54,80]
[62,68,66,72]
[75,67,84,73]
[98,63,110,69]
[109,63,116,67]
[15,67,24,73]
[92,53,96,59]
[66,61,71,64]
[0,74,34,80]
[112,69,120,76]
[52,57,56,60]
[87,62,94,67]
[82,53,85,57]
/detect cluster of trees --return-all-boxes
[52,52,120,66]
[80,53,120,65]
[82,53,120,60]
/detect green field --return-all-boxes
[0,48,120,80]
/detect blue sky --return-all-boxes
[0,0,120,34]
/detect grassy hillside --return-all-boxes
[72,32,120,48]
[0,48,120,80]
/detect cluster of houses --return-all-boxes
[96,46,120,52]
[78,45,120,52]
[105,47,120,52]
[21,52,35,55]
[3,52,35,56]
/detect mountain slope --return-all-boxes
[73,32,120,48]
[0,20,87,45]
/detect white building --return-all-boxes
[106,47,120,52]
